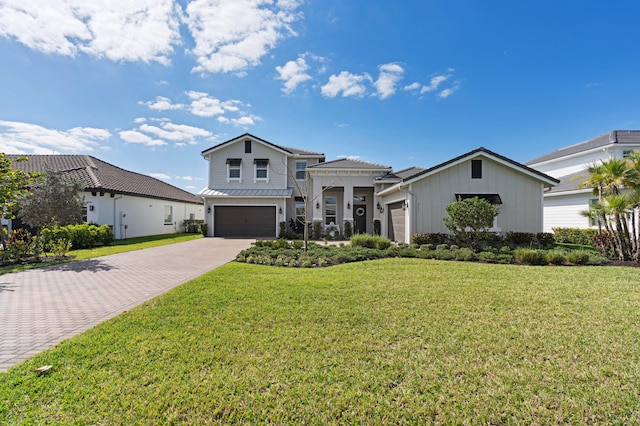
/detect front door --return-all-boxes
[354,205,366,234]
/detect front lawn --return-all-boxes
[1,259,640,423]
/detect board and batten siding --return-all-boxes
[411,157,545,235]
[206,142,289,189]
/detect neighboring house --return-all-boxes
[3,155,203,239]
[199,134,558,243]
[526,130,640,232]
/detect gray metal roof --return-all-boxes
[376,166,426,182]
[527,130,640,165]
[308,158,391,171]
[7,155,202,204]
[201,133,324,158]
[198,188,293,197]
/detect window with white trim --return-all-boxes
[295,197,305,230]
[254,159,269,181]
[227,158,241,182]
[295,161,307,180]
[325,196,337,225]
[164,205,173,225]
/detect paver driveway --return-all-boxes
[0,237,252,372]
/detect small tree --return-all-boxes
[443,196,500,250]
[18,166,85,256]
[0,153,41,249]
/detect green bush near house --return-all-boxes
[553,227,599,245]
[350,234,392,250]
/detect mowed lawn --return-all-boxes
[1,259,640,424]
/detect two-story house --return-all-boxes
[199,134,558,242]
[526,130,640,232]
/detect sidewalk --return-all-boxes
[0,238,252,372]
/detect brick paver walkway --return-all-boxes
[0,238,252,372]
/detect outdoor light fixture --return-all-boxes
[316,202,320,209]
[207,206,211,214]
[347,202,351,209]
[377,202,383,213]
[279,207,283,214]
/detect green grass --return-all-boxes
[0,233,202,274]
[2,259,640,423]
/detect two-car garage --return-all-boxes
[213,206,276,238]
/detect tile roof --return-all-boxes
[545,170,593,194]
[308,158,391,170]
[7,155,202,204]
[201,133,324,157]
[198,188,293,197]
[527,130,640,165]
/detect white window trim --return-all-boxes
[227,163,242,183]
[295,161,307,181]
[254,161,269,183]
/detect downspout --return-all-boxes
[399,184,416,244]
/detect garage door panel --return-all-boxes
[388,202,405,242]
[214,206,276,237]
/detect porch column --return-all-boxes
[312,178,323,222]
[343,185,354,222]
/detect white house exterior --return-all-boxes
[526,130,640,232]
[377,148,559,243]
[199,134,558,243]
[4,155,204,239]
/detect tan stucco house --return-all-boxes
[199,134,558,243]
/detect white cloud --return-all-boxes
[133,117,147,124]
[403,82,421,91]
[217,115,261,127]
[149,172,172,180]
[276,56,312,94]
[119,130,166,146]
[337,155,361,161]
[438,84,460,99]
[0,0,181,64]
[184,0,303,74]
[187,91,225,117]
[140,96,184,111]
[420,75,449,93]
[321,71,372,98]
[373,62,404,99]
[137,121,212,144]
[0,120,111,154]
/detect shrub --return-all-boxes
[514,248,548,265]
[412,233,451,246]
[591,233,615,258]
[505,232,536,247]
[477,251,498,263]
[373,219,381,236]
[420,244,434,250]
[343,221,353,239]
[350,234,391,250]
[436,244,449,250]
[456,247,477,261]
[566,250,591,265]
[546,250,566,265]
[200,222,208,237]
[4,228,34,261]
[536,232,555,248]
[553,228,599,245]
[312,221,322,240]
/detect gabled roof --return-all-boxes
[201,133,325,158]
[378,147,558,196]
[527,130,640,165]
[544,170,593,195]
[7,155,202,204]
[308,158,391,171]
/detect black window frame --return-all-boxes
[471,159,482,179]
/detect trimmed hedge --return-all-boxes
[41,223,114,250]
[553,228,599,245]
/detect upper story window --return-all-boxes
[295,161,307,180]
[227,158,242,182]
[245,140,251,153]
[254,159,269,181]
[471,159,482,179]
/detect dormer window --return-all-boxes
[471,159,482,179]
[226,158,242,182]
[254,158,269,181]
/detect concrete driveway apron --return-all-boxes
[0,238,252,372]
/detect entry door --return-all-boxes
[354,205,366,234]
[388,202,405,242]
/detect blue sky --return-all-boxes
[1,0,639,192]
